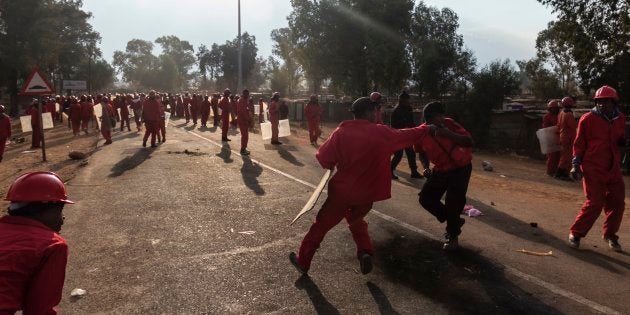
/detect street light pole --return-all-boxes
[237,0,242,93]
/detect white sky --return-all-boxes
[82,0,555,68]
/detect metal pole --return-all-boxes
[37,98,47,162]
[237,0,242,93]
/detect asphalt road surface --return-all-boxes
[58,118,629,314]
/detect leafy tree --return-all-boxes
[74,58,115,92]
[113,39,158,89]
[155,35,195,90]
[516,58,563,100]
[536,21,579,95]
[270,28,302,96]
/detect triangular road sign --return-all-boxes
[20,68,55,95]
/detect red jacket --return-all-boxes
[0,216,68,315]
[573,109,626,172]
[201,100,211,114]
[542,112,558,128]
[269,100,279,122]
[80,102,94,120]
[317,119,429,204]
[414,118,472,172]
[0,114,11,138]
[26,106,40,126]
[237,97,250,120]
[69,102,82,121]
[557,110,577,144]
[142,99,162,122]
[305,103,322,121]
[219,97,231,112]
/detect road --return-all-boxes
[58,118,630,314]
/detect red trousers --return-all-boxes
[101,128,112,143]
[558,140,573,171]
[201,112,209,126]
[221,114,230,139]
[271,119,279,142]
[307,118,321,143]
[0,136,6,162]
[191,109,199,124]
[211,105,219,126]
[296,196,373,271]
[143,121,158,146]
[120,116,131,131]
[158,119,166,141]
[81,118,90,131]
[546,151,560,175]
[239,121,249,150]
[184,106,191,122]
[71,119,81,135]
[570,167,625,240]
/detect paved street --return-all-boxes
[57,119,629,314]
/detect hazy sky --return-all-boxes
[82,0,556,68]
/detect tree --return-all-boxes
[536,21,579,95]
[270,28,302,96]
[409,1,476,98]
[516,58,563,100]
[155,35,195,90]
[75,58,115,92]
[113,39,158,89]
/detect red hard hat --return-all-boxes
[560,97,574,108]
[370,92,382,102]
[594,85,619,101]
[547,100,559,108]
[5,172,74,204]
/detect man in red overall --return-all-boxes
[119,95,131,132]
[237,89,252,155]
[69,98,82,136]
[201,95,211,127]
[569,85,625,252]
[556,96,577,180]
[289,97,432,275]
[183,93,192,123]
[99,98,115,145]
[415,102,473,250]
[211,94,220,127]
[191,94,201,125]
[304,95,323,145]
[142,91,162,148]
[80,96,94,135]
[0,171,74,315]
[542,100,561,176]
[130,94,143,132]
[219,89,232,142]
[0,105,11,162]
[269,92,282,145]
[26,101,42,148]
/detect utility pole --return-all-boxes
[237,0,242,93]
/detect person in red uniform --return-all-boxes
[415,101,473,250]
[69,98,82,136]
[200,95,211,127]
[99,98,115,145]
[211,93,220,127]
[183,93,192,123]
[289,97,433,275]
[26,101,42,148]
[304,95,323,145]
[269,92,282,145]
[175,94,183,118]
[80,95,94,135]
[142,90,162,148]
[0,171,74,315]
[191,94,201,125]
[230,95,238,129]
[119,95,132,132]
[542,100,561,176]
[219,89,232,142]
[370,92,384,124]
[237,89,252,155]
[556,96,577,180]
[0,105,10,162]
[130,94,143,132]
[568,85,625,252]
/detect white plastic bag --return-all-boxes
[536,126,562,154]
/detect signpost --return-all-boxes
[19,68,55,162]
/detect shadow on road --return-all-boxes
[216,143,233,163]
[374,233,562,314]
[278,148,304,167]
[294,275,340,315]
[241,155,264,195]
[469,198,630,272]
[109,148,153,177]
[366,281,401,315]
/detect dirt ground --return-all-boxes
[0,119,100,201]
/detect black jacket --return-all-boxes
[390,104,415,129]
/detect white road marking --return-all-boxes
[173,123,623,315]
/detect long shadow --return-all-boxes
[184,125,196,131]
[216,143,233,163]
[468,198,630,272]
[241,155,265,195]
[174,122,188,128]
[374,234,562,314]
[366,282,401,315]
[278,148,305,167]
[112,131,140,140]
[109,148,153,177]
[294,275,340,315]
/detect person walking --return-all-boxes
[237,89,252,155]
[269,92,282,145]
[219,89,232,142]
[542,100,561,176]
[556,96,577,180]
[304,95,323,145]
[390,91,423,179]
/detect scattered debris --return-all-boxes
[69,151,87,160]
[491,201,496,206]
[482,161,494,172]
[499,175,507,178]
[530,222,538,228]
[11,136,25,143]
[78,160,89,167]
[238,231,256,235]
[462,205,483,217]
[230,228,234,233]
[70,288,87,297]
[167,150,207,156]
[516,249,553,256]
[21,150,36,154]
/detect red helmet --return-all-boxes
[560,97,574,108]
[370,92,382,102]
[594,85,619,101]
[5,172,74,204]
[547,100,559,108]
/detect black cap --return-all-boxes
[423,101,446,121]
[350,97,376,114]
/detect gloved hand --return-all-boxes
[423,168,432,179]
[570,165,583,181]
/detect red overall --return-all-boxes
[100,103,115,143]
[119,100,131,131]
[69,102,82,135]
[219,97,231,139]
[80,101,94,131]
[570,110,626,240]
[305,103,323,143]
[130,99,143,131]
[295,120,430,271]
[211,97,220,127]
[269,100,280,142]
[557,109,577,172]
[542,112,560,175]
[183,97,192,123]
[0,114,11,162]
[0,216,68,315]
[237,97,250,150]
[142,99,162,146]
[26,106,41,148]
[191,97,201,124]
[201,99,211,126]
[230,99,238,128]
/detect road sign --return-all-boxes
[20,68,55,95]
[63,80,87,90]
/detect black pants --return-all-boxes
[418,163,472,237]
[391,147,418,172]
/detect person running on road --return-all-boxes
[556,96,577,180]
[0,171,74,315]
[415,101,473,251]
[269,92,282,145]
[0,105,10,162]
[304,95,323,146]
[569,85,626,252]
[237,89,252,155]
[289,97,433,275]
[390,91,423,179]
[542,100,561,176]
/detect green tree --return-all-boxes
[75,58,115,92]
[516,58,563,100]
[112,39,158,89]
[155,35,195,90]
[536,21,579,95]
[270,28,302,96]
